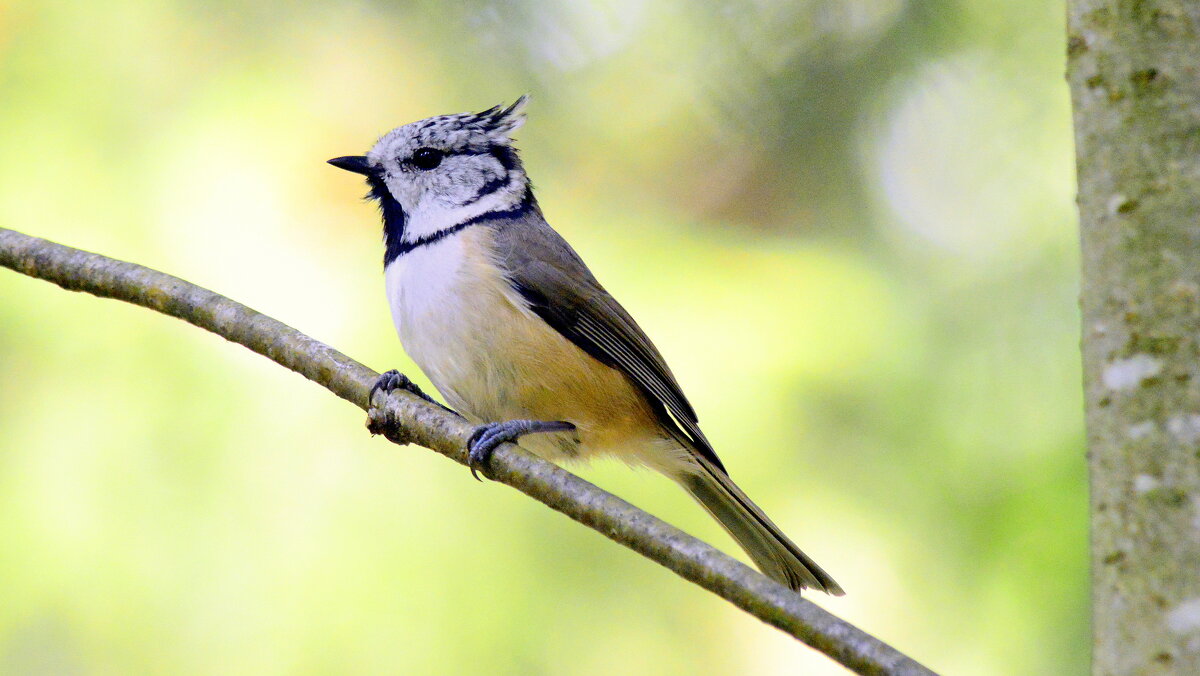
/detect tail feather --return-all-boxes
[679,458,844,596]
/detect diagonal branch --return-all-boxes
[0,227,936,676]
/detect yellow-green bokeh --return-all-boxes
[0,2,1085,674]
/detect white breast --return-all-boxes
[385,235,467,333]
[383,226,669,466]
[383,228,532,418]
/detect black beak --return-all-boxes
[327,155,374,175]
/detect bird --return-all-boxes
[328,97,843,595]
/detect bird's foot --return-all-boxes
[367,369,463,442]
[467,419,576,480]
[371,369,429,403]
[370,369,457,414]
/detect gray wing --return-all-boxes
[488,209,724,471]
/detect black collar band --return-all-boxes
[383,187,536,266]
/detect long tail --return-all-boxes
[678,457,844,595]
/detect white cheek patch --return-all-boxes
[402,175,526,242]
[427,157,501,210]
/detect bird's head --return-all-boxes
[329,97,530,240]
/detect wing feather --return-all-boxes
[489,211,723,470]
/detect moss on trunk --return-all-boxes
[1068,2,1200,673]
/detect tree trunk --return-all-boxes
[1068,2,1200,674]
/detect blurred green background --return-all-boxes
[0,1,1085,674]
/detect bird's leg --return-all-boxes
[467,419,576,480]
[370,369,458,415]
[367,370,464,445]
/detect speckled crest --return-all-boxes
[366,96,527,166]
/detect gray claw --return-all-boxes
[370,369,456,414]
[370,369,415,401]
[466,419,576,480]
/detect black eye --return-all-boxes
[410,147,443,170]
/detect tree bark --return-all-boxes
[1068,3,1200,673]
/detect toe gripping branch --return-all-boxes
[466,419,576,481]
[366,369,459,444]
[370,369,445,409]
